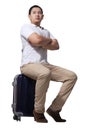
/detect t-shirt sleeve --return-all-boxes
[49,32,56,39]
[46,30,56,39]
[20,24,34,39]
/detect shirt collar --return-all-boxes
[30,23,44,30]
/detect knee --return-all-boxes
[70,71,77,82]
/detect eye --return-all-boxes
[32,11,36,14]
[38,11,42,14]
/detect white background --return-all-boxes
[0,0,87,129]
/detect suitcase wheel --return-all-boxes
[13,115,21,121]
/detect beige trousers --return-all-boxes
[20,63,77,113]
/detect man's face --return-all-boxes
[29,7,44,25]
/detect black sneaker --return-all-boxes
[47,108,66,122]
[33,110,48,123]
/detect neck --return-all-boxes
[31,22,40,26]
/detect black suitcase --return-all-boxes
[11,74,36,121]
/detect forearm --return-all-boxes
[42,39,59,50]
[28,33,52,47]
[28,33,59,50]
[34,34,59,50]
[38,36,52,46]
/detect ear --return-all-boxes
[42,14,44,20]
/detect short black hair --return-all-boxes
[29,5,43,15]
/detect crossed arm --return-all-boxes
[27,33,59,50]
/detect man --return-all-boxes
[20,5,77,123]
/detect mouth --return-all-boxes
[35,17,40,20]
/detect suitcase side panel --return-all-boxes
[22,75,36,116]
[12,74,36,119]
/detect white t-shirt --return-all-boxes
[20,23,55,66]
